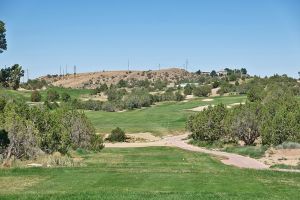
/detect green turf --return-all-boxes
[0,147,299,200]
[86,96,247,135]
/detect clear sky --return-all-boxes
[0,0,300,79]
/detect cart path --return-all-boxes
[105,133,269,169]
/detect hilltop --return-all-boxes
[40,68,196,89]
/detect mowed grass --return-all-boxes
[0,147,299,200]
[86,95,247,135]
[0,87,93,101]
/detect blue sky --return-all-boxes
[0,0,300,79]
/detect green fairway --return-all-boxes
[0,87,93,101]
[0,147,299,200]
[86,96,247,135]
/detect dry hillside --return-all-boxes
[40,68,195,89]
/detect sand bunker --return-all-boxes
[185,95,194,100]
[127,133,161,142]
[226,102,245,108]
[188,102,246,112]
[202,98,214,102]
[188,105,214,112]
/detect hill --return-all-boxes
[40,68,195,89]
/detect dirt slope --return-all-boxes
[41,68,195,89]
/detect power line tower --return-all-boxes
[159,64,161,70]
[65,65,68,76]
[60,66,62,77]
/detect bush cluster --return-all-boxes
[0,98,103,160]
[187,79,300,147]
[78,87,185,112]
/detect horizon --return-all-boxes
[1,0,300,79]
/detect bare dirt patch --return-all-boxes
[259,148,300,166]
[210,87,220,97]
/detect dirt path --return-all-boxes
[105,134,268,169]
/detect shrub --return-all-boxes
[230,103,261,145]
[46,90,60,102]
[3,107,40,159]
[0,100,103,160]
[193,85,211,97]
[187,104,228,143]
[80,100,103,111]
[31,90,42,102]
[61,92,71,102]
[107,127,126,142]
[277,142,300,149]
[106,88,123,101]
[124,89,152,109]
[183,84,193,95]
[117,79,127,88]
[102,101,118,112]
[0,129,9,154]
[212,81,220,88]
[229,74,237,81]
[175,92,184,101]
[247,85,264,102]
[0,97,7,111]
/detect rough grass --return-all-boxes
[0,147,300,200]
[86,95,246,135]
[271,164,300,170]
[224,146,268,159]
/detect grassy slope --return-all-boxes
[86,96,246,135]
[0,147,299,200]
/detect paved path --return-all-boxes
[105,134,269,169]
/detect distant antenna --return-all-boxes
[127,60,130,71]
[60,65,62,77]
[74,65,76,78]
[65,65,68,75]
[63,69,65,77]
[185,59,189,71]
